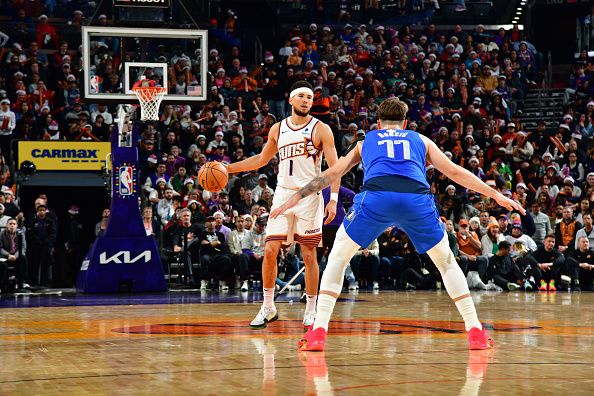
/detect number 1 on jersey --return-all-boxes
[289,159,293,176]
[378,139,411,160]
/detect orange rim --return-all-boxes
[132,87,167,100]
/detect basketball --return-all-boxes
[198,161,228,192]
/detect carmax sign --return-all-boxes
[18,141,111,170]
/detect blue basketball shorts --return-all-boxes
[342,191,445,253]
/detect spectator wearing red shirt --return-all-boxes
[36,14,60,49]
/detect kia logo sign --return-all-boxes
[114,0,170,7]
[99,250,152,264]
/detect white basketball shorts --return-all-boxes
[265,185,323,247]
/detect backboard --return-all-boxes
[82,26,208,104]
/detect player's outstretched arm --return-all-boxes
[226,123,280,174]
[422,135,526,215]
[317,122,340,224]
[270,143,362,219]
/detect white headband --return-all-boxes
[290,87,314,98]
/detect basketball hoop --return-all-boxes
[132,86,167,121]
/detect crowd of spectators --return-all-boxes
[4,1,594,294]
[129,18,560,293]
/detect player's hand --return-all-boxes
[324,200,337,225]
[494,192,526,215]
[222,162,232,174]
[270,193,300,219]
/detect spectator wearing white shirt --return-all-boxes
[505,222,537,258]
[6,43,27,64]
[215,106,231,123]
[228,215,250,291]
[0,99,16,160]
[252,174,274,202]
[279,39,293,58]
[0,204,10,231]
[354,24,369,42]
[243,216,266,255]
[207,131,228,153]
[342,124,362,153]
[91,103,113,125]
[481,222,506,258]
[156,187,175,226]
[450,36,464,54]
[0,99,16,136]
[478,211,490,236]
[534,178,558,200]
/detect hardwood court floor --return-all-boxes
[0,290,594,395]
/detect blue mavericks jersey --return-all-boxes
[343,129,444,253]
[361,128,429,189]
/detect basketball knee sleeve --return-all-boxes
[426,233,470,299]
[319,225,361,295]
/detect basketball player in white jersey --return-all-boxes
[227,81,340,328]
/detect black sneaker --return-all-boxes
[573,281,581,292]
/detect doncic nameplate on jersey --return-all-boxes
[77,109,166,293]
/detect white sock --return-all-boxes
[313,226,361,331]
[305,294,317,314]
[427,234,481,331]
[263,287,274,308]
[313,294,337,331]
[455,296,481,331]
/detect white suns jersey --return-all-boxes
[276,116,323,190]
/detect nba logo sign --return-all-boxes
[89,75,102,94]
[119,166,133,196]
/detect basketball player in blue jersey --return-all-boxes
[227,81,340,329]
[271,97,525,351]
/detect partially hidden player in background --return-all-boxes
[271,97,525,350]
[227,81,340,329]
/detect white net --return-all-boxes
[132,87,167,121]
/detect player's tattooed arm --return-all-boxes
[299,175,329,199]
[271,144,363,220]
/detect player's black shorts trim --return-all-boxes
[361,175,430,194]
